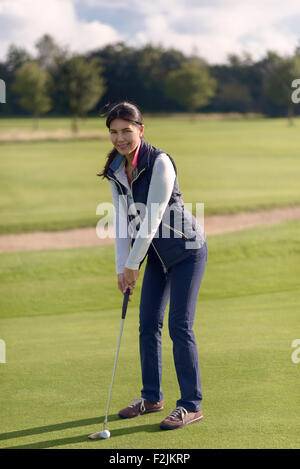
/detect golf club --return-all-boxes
[88,287,130,440]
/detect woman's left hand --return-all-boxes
[123,267,139,293]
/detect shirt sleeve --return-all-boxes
[109,180,131,275]
[125,153,176,270]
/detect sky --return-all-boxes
[0,0,300,65]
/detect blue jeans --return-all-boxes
[139,242,208,412]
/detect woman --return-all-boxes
[98,101,208,430]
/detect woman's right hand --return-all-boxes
[117,273,133,301]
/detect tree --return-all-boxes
[12,61,53,129]
[227,51,254,67]
[216,81,253,112]
[35,34,67,72]
[88,42,139,109]
[5,45,33,73]
[263,52,300,125]
[135,45,189,111]
[52,54,106,133]
[164,60,217,116]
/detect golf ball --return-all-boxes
[101,429,111,439]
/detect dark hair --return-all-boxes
[97,101,144,179]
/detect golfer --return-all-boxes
[98,101,208,430]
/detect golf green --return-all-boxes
[0,219,299,448]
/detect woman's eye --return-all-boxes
[110,130,132,134]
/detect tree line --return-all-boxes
[1,34,300,130]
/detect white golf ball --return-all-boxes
[101,429,111,439]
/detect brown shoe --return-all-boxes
[160,406,203,430]
[119,398,164,419]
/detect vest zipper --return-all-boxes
[131,167,146,191]
[107,175,128,207]
[150,242,168,274]
[162,222,189,240]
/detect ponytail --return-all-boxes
[97,147,118,179]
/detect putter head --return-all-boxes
[88,429,111,439]
[88,431,102,439]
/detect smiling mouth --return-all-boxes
[118,144,130,150]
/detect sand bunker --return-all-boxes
[0,205,299,253]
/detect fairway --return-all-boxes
[1,220,299,449]
[1,116,300,234]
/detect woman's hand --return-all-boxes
[117,268,139,301]
[117,273,130,300]
[123,267,139,288]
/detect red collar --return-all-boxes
[132,140,141,168]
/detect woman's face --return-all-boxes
[109,118,144,157]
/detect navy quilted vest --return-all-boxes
[106,138,205,272]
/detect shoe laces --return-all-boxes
[129,398,146,412]
[168,406,188,422]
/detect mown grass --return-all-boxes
[0,219,299,449]
[1,116,300,234]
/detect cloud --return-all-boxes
[129,1,300,63]
[0,0,299,64]
[0,0,122,61]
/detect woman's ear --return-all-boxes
[140,124,145,138]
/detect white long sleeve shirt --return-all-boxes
[109,153,176,274]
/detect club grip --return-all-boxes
[122,288,130,319]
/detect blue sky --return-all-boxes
[0,0,299,64]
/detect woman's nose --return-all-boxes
[117,137,125,142]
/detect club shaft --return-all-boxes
[103,317,125,429]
